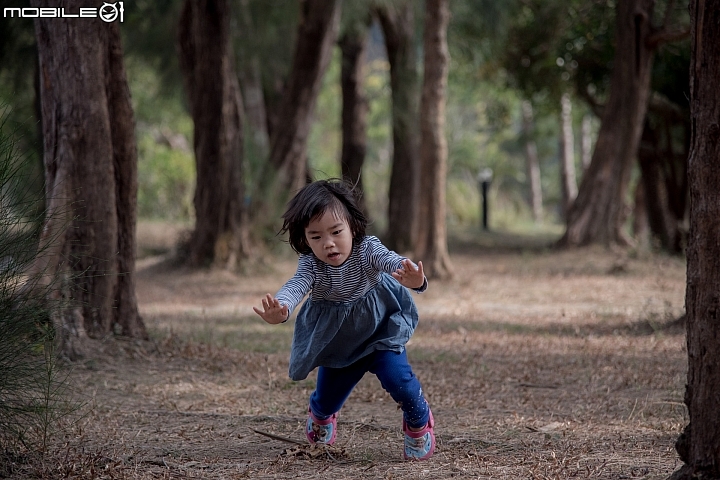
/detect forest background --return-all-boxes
[0,0,691,246]
[1,0,714,479]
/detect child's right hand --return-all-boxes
[253,293,289,324]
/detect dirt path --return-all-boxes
[9,233,688,479]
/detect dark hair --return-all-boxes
[280,179,367,255]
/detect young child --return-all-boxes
[253,179,435,461]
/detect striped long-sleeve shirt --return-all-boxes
[276,236,427,315]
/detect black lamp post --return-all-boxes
[477,168,493,230]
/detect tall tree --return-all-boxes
[338,13,371,216]
[580,114,593,172]
[30,0,146,358]
[559,0,685,246]
[559,93,578,217]
[375,0,421,254]
[415,0,452,279]
[521,99,543,222]
[178,0,249,268]
[669,2,720,478]
[636,38,691,254]
[266,0,340,194]
[494,0,686,243]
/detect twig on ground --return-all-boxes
[250,428,305,445]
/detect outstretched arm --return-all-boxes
[255,255,314,324]
[391,259,426,290]
[253,293,289,325]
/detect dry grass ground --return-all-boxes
[4,223,688,479]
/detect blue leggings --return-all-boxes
[308,349,430,429]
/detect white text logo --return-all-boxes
[4,2,124,23]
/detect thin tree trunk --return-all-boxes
[415,0,452,279]
[581,114,593,172]
[376,1,420,254]
[559,93,578,218]
[559,0,657,247]
[669,1,720,478]
[178,0,249,269]
[339,20,370,216]
[266,0,340,194]
[31,0,146,358]
[521,99,543,222]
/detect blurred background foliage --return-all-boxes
[0,0,689,239]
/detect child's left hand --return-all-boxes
[392,259,425,290]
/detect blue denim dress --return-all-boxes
[288,273,419,381]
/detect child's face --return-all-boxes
[304,210,353,267]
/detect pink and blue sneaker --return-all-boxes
[306,408,338,445]
[403,409,435,460]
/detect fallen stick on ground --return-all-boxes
[250,428,305,445]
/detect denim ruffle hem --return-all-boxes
[288,273,419,381]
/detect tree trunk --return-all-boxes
[669,2,720,478]
[107,21,145,339]
[376,1,421,254]
[415,0,452,279]
[521,99,543,223]
[266,0,340,195]
[581,114,593,172]
[31,0,146,358]
[559,0,656,247]
[638,94,690,254]
[559,93,578,218]
[637,117,685,253]
[339,20,370,217]
[178,0,249,269]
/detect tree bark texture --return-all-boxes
[559,0,657,247]
[266,0,340,195]
[670,1,720,478]
[339,21,370,217]
[415,0,452,279]
[521,100,543,223]
[178,0,249,269]
[106,17,145,339]
[376,1,421,254]
[560,93,578,218]
[31,0,146,357]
